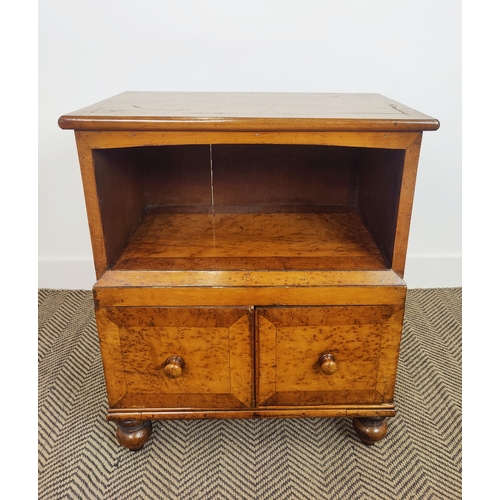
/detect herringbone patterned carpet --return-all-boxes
[38,288,462,499]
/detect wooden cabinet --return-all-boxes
[59,92,439,449]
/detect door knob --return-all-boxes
[164,356,185,379]
[319,353,337,375]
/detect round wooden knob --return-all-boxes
[319,353,337,375]
[164,356,184,379]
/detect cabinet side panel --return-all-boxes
[391,136,422,276]
[357,148,405,267]
[75,134,107,277]
[93,148,146,269]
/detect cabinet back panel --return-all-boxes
[144,145,212,206]
[212,145,357,207]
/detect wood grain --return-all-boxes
[94,308,127,406]
[392,135,423,276]
[60,92,437,440]
[58,92,440,132]
[95,306,253,409]
[107,406,397,420]
[375,306,406,399]
[75,134,108,278]
[357,148,405,267]
[256,303,405,406]
[212,145,357,207]
[93,147,146,269]
[112,211,387,271]
[256,316,276,403]
[229,315,255,408]
[76,130,421,150]
[143,145,212,206]
[94,269,406,288]
[93,284,407,308]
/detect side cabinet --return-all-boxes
[59,91,439,449]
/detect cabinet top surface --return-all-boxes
[58,92,439,132]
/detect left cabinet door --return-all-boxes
[95,306,254,410]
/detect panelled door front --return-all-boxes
[95,306,254,410]
[256,304,405,406]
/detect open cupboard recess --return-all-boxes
[92,144,405,274]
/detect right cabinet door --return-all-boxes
[256,303,405,406]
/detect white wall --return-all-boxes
[39,0,461,289]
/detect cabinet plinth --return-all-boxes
[60,92,439,448]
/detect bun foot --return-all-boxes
[116,420,152,450]
[353,417,388,445]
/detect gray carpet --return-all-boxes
[38,288,462,499]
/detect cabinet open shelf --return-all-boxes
[93,143,405,275]
[112,209,387,272]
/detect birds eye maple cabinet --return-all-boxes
[59,92,439,450]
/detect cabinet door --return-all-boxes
[256,304,404,406]
[95,307,253,410]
